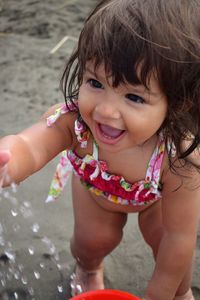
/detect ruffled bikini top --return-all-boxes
[46,103,166,206]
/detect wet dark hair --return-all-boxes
[61,0,200,165]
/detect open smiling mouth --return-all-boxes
[96,123,126,144]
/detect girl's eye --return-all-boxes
[88,79,103,89]
[126,93,145,104]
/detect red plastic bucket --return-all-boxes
[70,289,141,300]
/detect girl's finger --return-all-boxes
[0,150,11,166]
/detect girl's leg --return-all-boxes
[138,201,194,300]
[70,174,127,294]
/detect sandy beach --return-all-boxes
[0,1,200,299]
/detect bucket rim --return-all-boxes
[70,289,141,300]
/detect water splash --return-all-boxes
[0,182,70,299]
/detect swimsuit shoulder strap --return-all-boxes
[47,101,78,127]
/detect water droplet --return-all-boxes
[20,205,33,218]
[6,272,12,280]
[23,201,31,208]
[42,236,50,245]
[3,191,9,198]
[57,285,63,293]
[0,236,5,246]
[0,223,3,234]
[4,249,16,262]
[54,253,59,261]
[50,245,56,254]
[12,223,20,232]
[39,262,45,269]
[11,182,17,193]
[14,292,19,299]
[7,241,12,248]
[18,264,24,272]
[1,278,6,286]
[9,195,18,206]
[76,284,83,293]
[14,270,20,280]
[31,223,39,233]
[28,287,35,296]
[28,246,35,255]
[42,236,56,254]
[11,208,18,217]
[21,275,28,285]
[8,266,13,272]
[33,271,40,279]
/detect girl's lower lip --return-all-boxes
[94,123,126,145]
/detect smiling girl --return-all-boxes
[0,1,200,299]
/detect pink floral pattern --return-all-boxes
[66,136,165,206]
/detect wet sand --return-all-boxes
[0,1,200,299]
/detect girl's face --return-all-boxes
[78,62,167,153]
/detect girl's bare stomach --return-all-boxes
[88,185,159,214]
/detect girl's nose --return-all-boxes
[94,101,121,119]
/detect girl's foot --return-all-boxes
[70,263,104,296]
[174,289,195,300]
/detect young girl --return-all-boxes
[0,0,200,299]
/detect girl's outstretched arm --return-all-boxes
[0,103,77,186]
[144,157,200,300]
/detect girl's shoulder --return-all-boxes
[161,137,200,193]
[42,102,80,148]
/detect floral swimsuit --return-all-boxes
[46,103,166,206]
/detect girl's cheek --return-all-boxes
[79,84,89,99]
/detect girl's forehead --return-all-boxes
[85,61,108,75]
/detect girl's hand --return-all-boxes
[0,150,11,187]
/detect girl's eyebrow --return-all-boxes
[128,85,159,97]
[85,67,112,80]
